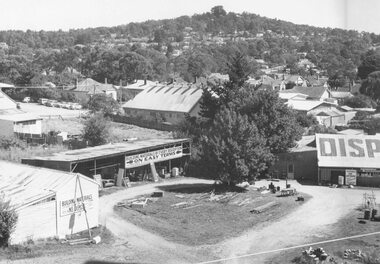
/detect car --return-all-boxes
[45,100,57,107]
[22,97,31,103]
[38,98,49,105]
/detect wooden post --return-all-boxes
[77,175,92,239]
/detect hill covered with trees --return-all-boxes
[0,6,378,87]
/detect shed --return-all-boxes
[0,161,99,244]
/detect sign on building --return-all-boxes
[345,169,357,185]
[60,194,94,216]
[125,145,183,168]
[316,134,380,169]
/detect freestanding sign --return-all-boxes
[345,169,357,185]
[125,146,183,168]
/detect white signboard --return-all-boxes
[345,169,357,185]
[125,146,183,168]
[316,134,380,168]
[60,194,94,216]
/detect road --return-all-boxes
[7,178,380,264]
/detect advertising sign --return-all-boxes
[345,169,357,185]
[125,146,183,168]
[316,134,380,168]
[60,194,94,216]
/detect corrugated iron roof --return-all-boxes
[330,91,353,99]
[0,161,96,209]
[122,83,203,113]
[280,86,328,99]
[286,100,332,111]
[0,112,42,122]
[122,80,157,90]
[0,89,17,110]
[23,138,190,163]
[316,133,380,168]
[73,78,116,94]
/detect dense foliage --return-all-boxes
[0,6,377,88]
[0,196,18,247]
[178,52,303,184]
[86,94,120,116]
[82,113,110,146]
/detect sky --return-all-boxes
[0,0,379,34]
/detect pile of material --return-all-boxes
[301,247,329,263]
[343,249,363,260]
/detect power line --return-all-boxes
[195,230,380,264]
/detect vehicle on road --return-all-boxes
[22,97,31,103]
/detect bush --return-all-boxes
[82,113,110,146]
[0,196,18,247]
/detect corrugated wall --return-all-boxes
[11,200,56,244]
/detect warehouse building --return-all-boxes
[0,161,99,244]
[269,135,318,182]
[270,133,380,187]
[316,133,380,186]
[22,138,191,182]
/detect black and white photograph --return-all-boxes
[1,0,380,263]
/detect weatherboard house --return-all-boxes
[0,161,99,244]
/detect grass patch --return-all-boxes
[0,144,67,163]
[115,183,309,246]
[0,226,113,261]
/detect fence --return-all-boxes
[109,114,178,132]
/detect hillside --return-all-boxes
[0,6,378,87]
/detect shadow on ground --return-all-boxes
[157,183,247,194]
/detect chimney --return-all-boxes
[194,76,197,84]
[105,78,107,84]
[75,78,78,88]
[144,78,147,85]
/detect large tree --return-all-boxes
[82,113,110,146]
[86,94,120,116]
[357,50,380,80]
[360,71,380,102]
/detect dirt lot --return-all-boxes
[265,208,380,264]
[115,183,309,246]
[5,179,380,264]
[19,102,87,118]
[43,117,172,140]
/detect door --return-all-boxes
[287,163,294,179]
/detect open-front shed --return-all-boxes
[0,161,99,244]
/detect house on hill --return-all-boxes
[120,79,157,101]
[122,83,203,125]
[0,89,42,138]
[280,86,331,101]
[63,78,117,102]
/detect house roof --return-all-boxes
[279,92,308,100]
[0,89,17,110]
[0,82,14,88]
[0,112,42,122]
[0,161,96,209]
[330,91,353,99]
[73,78,116,94]
[23,138,190,163]
[122,80,157,91]
[122,83,203,113]
[286,100,334,112]
[290,135,316,152]
[280,86,329,100]
[337,129,364,135]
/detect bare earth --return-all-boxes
[19,103,87,118]
[7,179,380,264]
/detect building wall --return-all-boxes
[55,177,99,237]
[11,200,57,244]
[0,119,14,137]
[124,108,187,125]
[14,119,42,135]
[270,150,318,182]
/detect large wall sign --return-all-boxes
[125,146,183,168]
[316,134,380,168]
[60,194,94,216]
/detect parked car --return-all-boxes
[45,100,57,107]
[71,103,83,110]
[22,97,31,103]
[38,98,49,105]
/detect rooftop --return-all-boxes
[286,100,334,112]
[0,112,42,122]
[0,161,95,209]
[122,83,203,113]
[23,138,189,163]
[280,86,329,100]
